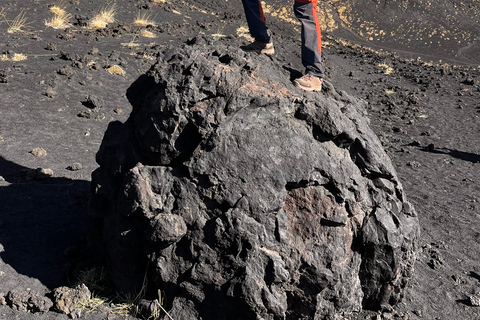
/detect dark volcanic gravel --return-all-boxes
[0,0,479,319]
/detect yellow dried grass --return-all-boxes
[1,53,28,61]
[140,29,156,38]
[89,2,116,29]
[134,11,156,27]
[7,10,29,34]
[45,11,72,29]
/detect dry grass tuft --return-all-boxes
[1,53,28,61]
[11,53,27,61]
[140,29,156,38]
[7,10,29,34]
[134,11,156,27]
[106,65,126,76]
[45,11,72,29]
[121,38,140,48]
[89,2,117,29]
[378,62,394,74]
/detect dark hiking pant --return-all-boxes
[241,0,325,78]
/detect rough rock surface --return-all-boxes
[52,284,91,316]
[91,37,420,319]
[6,289,53,313]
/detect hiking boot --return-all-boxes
[294,74,323,92]
[241,40,275,55]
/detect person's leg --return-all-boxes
[293,0,324,78]
[241,0,271,43]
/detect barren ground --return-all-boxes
[0,0,479,319]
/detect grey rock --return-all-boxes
[84,95,104,110]
[6,289,53,313]
[91,37,420,319]
[67,162,83,171]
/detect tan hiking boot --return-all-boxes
[241,40,275,55]
[294,74,323,92]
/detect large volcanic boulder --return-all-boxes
[91,37,420,319]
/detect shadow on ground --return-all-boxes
[419,147,480,163]
[0,157,90,289]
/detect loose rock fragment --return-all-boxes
[30,147,47,157]
[83,95,104,110]
[6,289,53,313]
[45,87,57,98]
[52,284,91,316]
[67,162,83,171]
[468,294,480,307]
[24,168,54,180]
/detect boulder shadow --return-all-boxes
[0,156,90,289]
[419,146,480,163]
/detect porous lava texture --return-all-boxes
[91,37,420,320]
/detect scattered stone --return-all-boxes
[91,40,420,319]
[0,293,6,306]
[6,289,53,313]
[67,162,83,171]
[46,42,57,51]
[58,29,75,41]
[452,274,467,284]
[89,47,99,55]
[57,65,75,78]
[407,161,422,167]
[427,249,445,269]
[0,135,4,142]
[137,299,161,320]
[113,107,123,114]
[83,95,104,110]
[412,309,423,317]
[408,140,421,146]
[468,294,480,307]
[462,78,475,85]
[95,113,106,120]
[52,284,91,316]
[24,168,54,181]
[59,51,80,61]
[77,110,92,119]
[45,87,57,98]
[0,69,9,83]
[30,147,47,157]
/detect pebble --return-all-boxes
[30,147,47,157]
[77,111,91,119]
[67,163,83,171]
[45,87,57,98]
[407,161,421,168]
[24,168,54,180]
[412,310,422,317]
[84,95,104,110]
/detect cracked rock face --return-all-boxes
[91,37,420,320]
